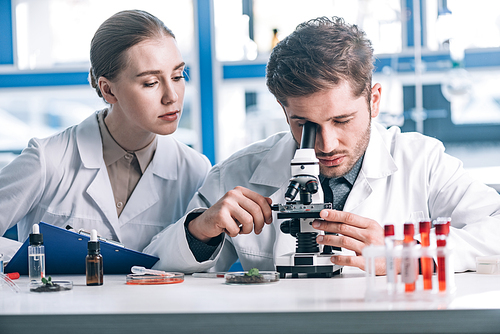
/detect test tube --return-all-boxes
[384,224,397,294]
[402,222,417,292]
[419,220,433,290]
[435,217,450,292]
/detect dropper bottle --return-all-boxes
[86,229,103,286]
[28,223,45,283]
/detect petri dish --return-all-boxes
[30,280,73,292]
[126,273,184,285]
[225,271,279,285]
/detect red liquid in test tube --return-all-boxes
[419,220,432,290]
[435,218,450,292]
[402,223,417,292]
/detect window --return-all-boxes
[1,0,198,168]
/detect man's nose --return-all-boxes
[315,126,339,153]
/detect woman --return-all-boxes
[0,10,211,257]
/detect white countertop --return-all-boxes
[2,268,500,334]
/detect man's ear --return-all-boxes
[277,100,290,125]
[370,83,382,118]
[98,77,117,104]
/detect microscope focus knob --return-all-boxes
[280,219,300,237]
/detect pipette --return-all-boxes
[131,266,175,277]
[1,273,20,293]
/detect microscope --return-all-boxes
[272,122,343,278]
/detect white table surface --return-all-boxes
[1,268,500,334]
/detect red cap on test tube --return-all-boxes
[384,224,395,237]
[435,222,450,236]
[404,223,414,236]
[419,220,431,234]
[435,217,451,235]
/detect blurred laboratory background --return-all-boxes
[1,0,500,183]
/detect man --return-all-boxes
[144,17,500,275]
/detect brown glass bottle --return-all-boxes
[86,230,103,286]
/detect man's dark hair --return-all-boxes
[266,16,374,107]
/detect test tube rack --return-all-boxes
[362,243,456,302]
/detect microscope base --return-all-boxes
[276,265,342,278]
[275,253,343,278]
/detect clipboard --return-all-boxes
[5,222,159,275]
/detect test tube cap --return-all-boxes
[384,224,395,236]
[435,221,450,235]
[419,220,431,233]
[404,222,414,236]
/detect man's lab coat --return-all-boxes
[0,112,211,259]
[145,122,500,273]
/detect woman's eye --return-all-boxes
[173,75,185,81]
[144,81,158,87]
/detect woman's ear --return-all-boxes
[98,77,117,104]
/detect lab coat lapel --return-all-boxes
[76,112,122,240]
[86,167,120,234]
[117,167,160,225]
[344,122,398,212]
[118,136,175,224]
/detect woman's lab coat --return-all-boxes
[0,111,211,257]
[145,122,500,273]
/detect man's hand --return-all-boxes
[187,186,273,243]
[312,209,387,275]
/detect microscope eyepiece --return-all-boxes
[300,122,317,149]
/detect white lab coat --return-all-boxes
[144,122,500,273]
[0,112,211,259]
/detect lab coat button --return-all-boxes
[117,202,123,208]
[125,153,133,160]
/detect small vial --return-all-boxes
[402,223,417,292]
[28,224,45,282]
[435,218,450,292]
[419,220,433,290]
[384,224,397,294]
[86,229,103,286]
